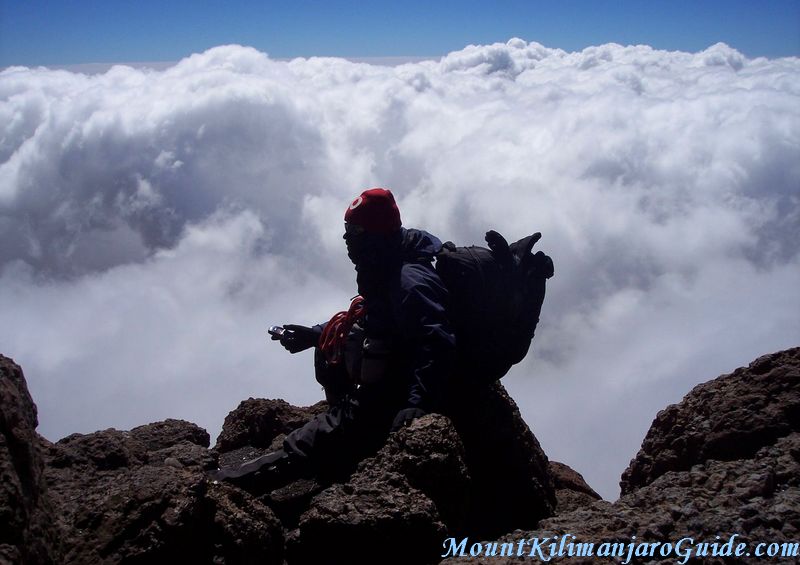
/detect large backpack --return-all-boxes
[435,230,554,384]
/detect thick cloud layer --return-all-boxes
[2,40,798,499]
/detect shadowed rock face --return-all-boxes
[445,383,557,537]
[0,355,58,565]
[45,418,284,564]
[289,415,468,565]
[214,381,558,542]
[214,398,328,453]
[443,433,800,565]
[0,354,285,565]
[442,347,800,565]
[1,353,558,565]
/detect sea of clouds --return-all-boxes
[1,39,798,499]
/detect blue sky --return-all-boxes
[1,0,799,66]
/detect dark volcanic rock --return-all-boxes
[215,381,558,543]
[48,462,283,564]
[51,429,148,470]
[444,433,800,565]
[130,418,210,451]
[290,415,468,565]
[206,482,285,564]
[1,353,560,564]
[446,382,556,537]
[213,397,333,527]
[214,397,327,453]
[49,418,213,472]
[347,413,470,531]
[14,347,796,565]
[264,478,325,529]
[0,355,58,564]
[549,461,602,514]
[443,347,800,565]
[45,422,283,564]
[621,347,800,495]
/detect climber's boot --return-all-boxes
[208,449,298,494]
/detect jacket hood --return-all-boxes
[401,228,443,261]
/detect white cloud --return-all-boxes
[1,40,798,500]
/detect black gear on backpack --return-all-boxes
[435,230,554,385]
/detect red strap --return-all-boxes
[319,296,366,364]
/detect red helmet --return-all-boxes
[344,188,402,235]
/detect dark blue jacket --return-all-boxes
[358,228,456,411]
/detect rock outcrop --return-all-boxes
[3,347,798,564]
[213,381,558,553]
[214,398,327,453]
[0,356,285,564]
[620,347,800,494]
[444,434,800,565]
[443,347,800,564]
[445,383,556,537]
[45,418,284,564]
[289,415,468,564]
[548,460,602,514]
[0,355,58,565]
[0,356,556,564]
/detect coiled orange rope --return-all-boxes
[319,296,366,364]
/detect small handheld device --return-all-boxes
[268,325,286,338]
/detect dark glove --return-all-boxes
[391,407,427,432]
[272,324,321,354]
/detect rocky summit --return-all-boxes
[1,347,798,564]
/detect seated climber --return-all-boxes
[211,188,456,491]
